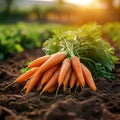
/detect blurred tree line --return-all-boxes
[0,0,15,15]
[0,0,120,24]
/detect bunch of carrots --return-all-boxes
[5,52,97,95]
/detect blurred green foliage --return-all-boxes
[0,22,77,60]
[103,22,120,49]
[0,23,54,59]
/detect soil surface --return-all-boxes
[0,47,120,120]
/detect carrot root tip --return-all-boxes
[39,90,44,96]
[63,86,66,92]
[21,87,26,92]
[80,86,84,90]
[2,81,15,90]
[75,87,78,94]
[55,86,60,97]
[69,88,71,93]
[37,85,42,92]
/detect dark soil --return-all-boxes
[0,47,120,120]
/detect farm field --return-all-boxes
[0,22,120,120]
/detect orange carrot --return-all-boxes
[36,64,59,91]
[63,68,72,92]
[75,79,80,93]
[81,63,97,91]
[28,55,51,68]
[47,84,57,93]
[3,67,39,91]
[14,67,39,83]
[69,71,77,89]
[26,70,43,94]
[40,68,60,95]
[76,79,80,88]
[38,53,66,73]
[71,56,85,87]
[58,58,71,87]
[23,80,31,90]
[26,53,65,94]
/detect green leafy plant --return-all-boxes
[43,23,118,80]
[0,23,55,60]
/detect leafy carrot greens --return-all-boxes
[43,23,118,80]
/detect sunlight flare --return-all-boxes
[66,0,95,6]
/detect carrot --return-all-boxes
[76,79,80,88]
[81,63,97,91]
[40,67,60,95]
[71,56,85,87]
[28,55,51,68]
[3,67,39,90]
[63,68,72,92]
[47,84,57,93]
[38,53,66,73]
[56,58,71,95]
[23,80,31,90]
[58,58,71,87]
[26,70,43,94]
[26,53,65,94]
[69,71,77,90]
[15,67,39,83]
[36,64,59,91]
